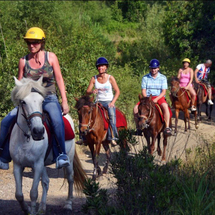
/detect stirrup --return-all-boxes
[111,140,117,147]
[56,154,70,169]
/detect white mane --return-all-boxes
[11,77,47,106]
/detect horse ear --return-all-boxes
[149,94,152,101]
[74,97,79,102]
[139,94,143,101]
[37,75,43,85]
[90,96,94,102]
[14,76,22,86]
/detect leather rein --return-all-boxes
[80,103,98,133]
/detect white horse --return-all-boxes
[9,77,86,215]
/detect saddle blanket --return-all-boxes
[199,83,208,96]
[44,115,75,143]
[97,105,127,130]
[181,88,197,103]
[137,101,172,123]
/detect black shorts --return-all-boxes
[200,79,211,88]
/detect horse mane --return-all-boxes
[75,95,94,110]
[11,78,47,106]
[171,76,180,82]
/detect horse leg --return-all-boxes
[30,161,45,215]
[150,133,157,155]
[95,142,102,177]
[88,143,97,180]
[157,133,162,156]
[143,130,151,153]
[162,134,168,161]
[38,167,49,214]
[13,163,30,215]
[209,104,213,120]
[175,109,179,134]
[102,142,111,174]
[186,109,191,130]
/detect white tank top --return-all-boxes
[94,75,113,101]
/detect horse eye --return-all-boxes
[20,100,26,105]
[88,111,91,114]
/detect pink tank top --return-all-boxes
[179,70,192,87]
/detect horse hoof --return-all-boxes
[103,168,108,174]
[195,125,199,129]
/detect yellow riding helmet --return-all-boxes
[182,58,191,63]
[24,27,45,40]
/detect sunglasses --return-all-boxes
[26,41,41,45]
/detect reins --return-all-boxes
[80,103,99,133]
[138,100,155,128]
[171,85,187,98]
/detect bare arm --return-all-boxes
[109,75,120,107]
[49,52,69,114]
[177,69,181,79]
[86,77,96,95]
[142,89,147,97]
[187,68,194,87]
[18,58,25,80]
[194,68,200,83]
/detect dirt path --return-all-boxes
[0,107,215,215]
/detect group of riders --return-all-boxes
[0,27,213,170]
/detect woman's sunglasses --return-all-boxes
[26,41,41,45]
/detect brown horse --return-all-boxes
[193,82,214,120]
[75,95,127,180]
[170,77,198,134]
[138,95,171,161]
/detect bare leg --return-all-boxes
[160,103,170,127]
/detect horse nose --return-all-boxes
[32,127,45,140]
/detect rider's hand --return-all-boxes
[153,98,158,103]
[93,89,98,94]
[108,102,115,108]
[62,101,70,115]
[195,79,200,84]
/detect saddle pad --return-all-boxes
[155,104,173,123]
[44,116,75,141]
[98,105,127,130]
[212,87,215,95]
[199,83,208,96]
[181,88,197,103]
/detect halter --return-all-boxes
[138,100,155,128]
[80,103,98,133]
[171,84,186,98]
[17,100,43,140]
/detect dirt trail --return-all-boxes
[0,108,215,215]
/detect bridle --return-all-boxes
[138,100,155,128]
[17,99,43,140]
[79,103,98,134]
[171,83,186,98]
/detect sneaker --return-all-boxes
[191,106,197,111]
[56,154,70,169]
[75,139,84,145]
[0,160,9,170]
[208,100,214,105]
[111,140,117,147]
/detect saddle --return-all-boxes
[155,104,172,123]
[181,88,197,103]
[97,103,127,130]
[199,82,208,96]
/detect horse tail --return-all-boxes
[73,149,87,192]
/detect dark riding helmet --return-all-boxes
[149,59,160,68]
[96,57,109,68]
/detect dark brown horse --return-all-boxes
[138,95,171,161]
[75,95,127,180]
[193,82,214,120]
[170,77,198,134]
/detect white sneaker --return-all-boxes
[191,106,197,111]
[111,140,117,147]
[56,154,70,169]
[0,160,9,170]
[208,100,214,105]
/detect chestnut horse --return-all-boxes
[170,77,198,134]
[138,95,171,161]
[193,82,214,120]
[75,95,127,180]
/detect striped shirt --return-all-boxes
[196,63,210,80]
[141,72,168,97]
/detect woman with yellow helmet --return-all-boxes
[0,27,70,169]
[177,58,196,111]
